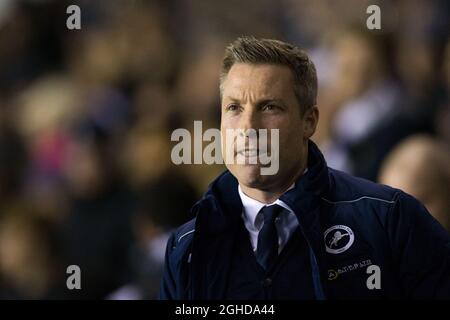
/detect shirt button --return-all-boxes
[262,278,272,287]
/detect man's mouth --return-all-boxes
[236,148,268,157]
[237,148,258,157]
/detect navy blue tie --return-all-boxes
[256,204,284,271]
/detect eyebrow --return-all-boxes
[257,99,284,106]
[224,97,285,105]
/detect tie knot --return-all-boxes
[259,204,284,223]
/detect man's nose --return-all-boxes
[239,108,260,137]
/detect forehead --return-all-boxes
[222,63,295,100]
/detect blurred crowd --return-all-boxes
[0,0,448,299]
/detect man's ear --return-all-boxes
[303,106,319,139]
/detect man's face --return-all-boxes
[220,63,317,191]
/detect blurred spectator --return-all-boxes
[107,173,198,300]
[318,28,402,179]
[0,108,27,206]
[60,122,135,299]
[436,38,450,146]
[0,208,64,299]
[379,135,450,230]
[122,124,173,189]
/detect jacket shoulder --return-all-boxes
[160,218,196,299]
[169,218,196,253]
[324,168,400,204]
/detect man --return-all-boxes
[159,37,450,299]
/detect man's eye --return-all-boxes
[226,104,240,112]
[263,104,279,111]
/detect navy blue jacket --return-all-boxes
[159,141,450,299]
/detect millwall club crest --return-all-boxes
[324,225,355,254]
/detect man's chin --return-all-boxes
[230,164,272,189]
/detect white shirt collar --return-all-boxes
[238,183,295,230]
[237,168,307,230]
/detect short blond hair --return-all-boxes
[220,36,318,112]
